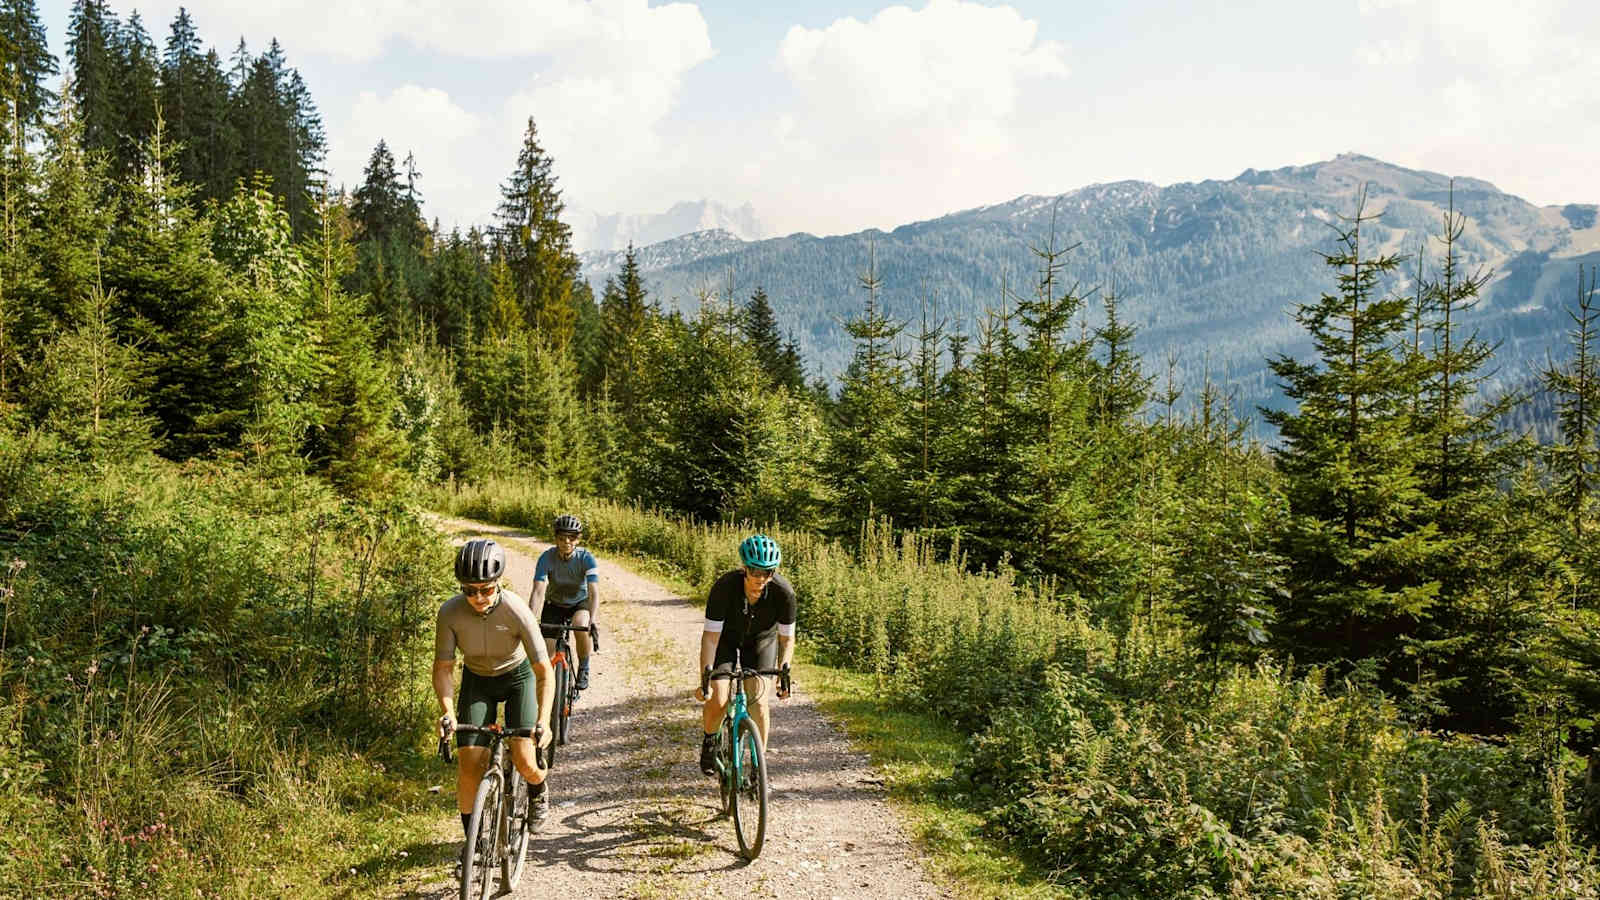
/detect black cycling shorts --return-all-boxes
[711,631,777,675]
[456,658,537,748]
[539,600,592,633]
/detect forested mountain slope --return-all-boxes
[589,154,1600,413]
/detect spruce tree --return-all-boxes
[109,11,159,180]
[493,117,580,348]
[597,243,650,409]
[25,279,155,461]
[102,112,233,457]
[1262,191,1442,673]
[741,286,804,392]
[66,0,117,158]
[823,246,908,535]
[301,196,402,500]
[0,0,59,133]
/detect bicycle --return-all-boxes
[439,723,545,900]
[700,653,791,860]
[540,621,599,767]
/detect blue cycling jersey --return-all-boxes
[535,547,599,608]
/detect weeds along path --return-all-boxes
[402,516,946,900]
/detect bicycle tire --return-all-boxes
[500,765,530,889]
[564,665,578,743]
[717,718,734,815]
[553,659,570,754]
[461,771,502,900]
[731,721,768,859]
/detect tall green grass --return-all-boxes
[2,434,450,896]
[435,477,1600,897]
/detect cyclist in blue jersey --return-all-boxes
[529,514,601,690]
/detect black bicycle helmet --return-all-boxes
[455,539,506,583]
[553,513,583,535]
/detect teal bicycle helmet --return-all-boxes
[738,534,782,569]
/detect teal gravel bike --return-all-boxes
[700,652,791,860]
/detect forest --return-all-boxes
[3,2,1600,895]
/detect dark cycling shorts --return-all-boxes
[711,631,777,676]
[457,658,537,748]
[539,597,594,631]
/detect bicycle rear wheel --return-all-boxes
[500,766,530,889]
[730,722,768,859]
[461,772,503,900]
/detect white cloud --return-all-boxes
[758,0,1069,231]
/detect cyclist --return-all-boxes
[529,514,601,691]
[693,534,794,775]
[433,538,555,853]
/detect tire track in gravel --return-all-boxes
[398,516,947,900]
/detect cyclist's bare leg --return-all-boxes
[571,609,593,664]
[702,678,731,733]
[508,736,546,785]
[746,675,771,746]
[455,746,490,814]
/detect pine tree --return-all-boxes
[597,243,650,408]
[25,84,112,366]
[109,11,159,180]
[301,195,402,500]
[0,0,59,133]
[741,286,804,391]
[161,8,203,190]
[823,245,908,535]
[66,0,117,158]
[1544,266,1600,542]
[493,117,580,348]
[102,111,233,457]
[25,278,155,461]
[1262,190,1442,673]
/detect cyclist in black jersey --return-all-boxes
[693,534,794,775]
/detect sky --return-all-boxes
[39,0,1600,243]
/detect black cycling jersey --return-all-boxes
[704,569,796,647]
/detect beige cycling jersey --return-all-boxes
[434,588,546,677]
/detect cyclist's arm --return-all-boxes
[507,599,555,735]
[777,626,795,669]
[432,659,456,720]
[432,615,458,720]
[529,550,551,618]
[585,552,600,621]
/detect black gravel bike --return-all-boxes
[541,621,599,768]
[441,724,545,900]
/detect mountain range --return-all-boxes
[569,199,766,255]
[579,154,1600,425]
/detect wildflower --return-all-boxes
[8,558,24,573]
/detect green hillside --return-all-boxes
[598,154,1600,417]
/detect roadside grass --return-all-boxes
[797,659,1069,900]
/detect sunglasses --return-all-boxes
[555,531,581,539]
[744,566,777,578]
[461,583,498,599]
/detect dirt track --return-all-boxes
[398,517,946,899]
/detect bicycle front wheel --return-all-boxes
[461,772,503,900]
[500,766,530,889]
[716,718,734,815]
[730,721,768,859]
